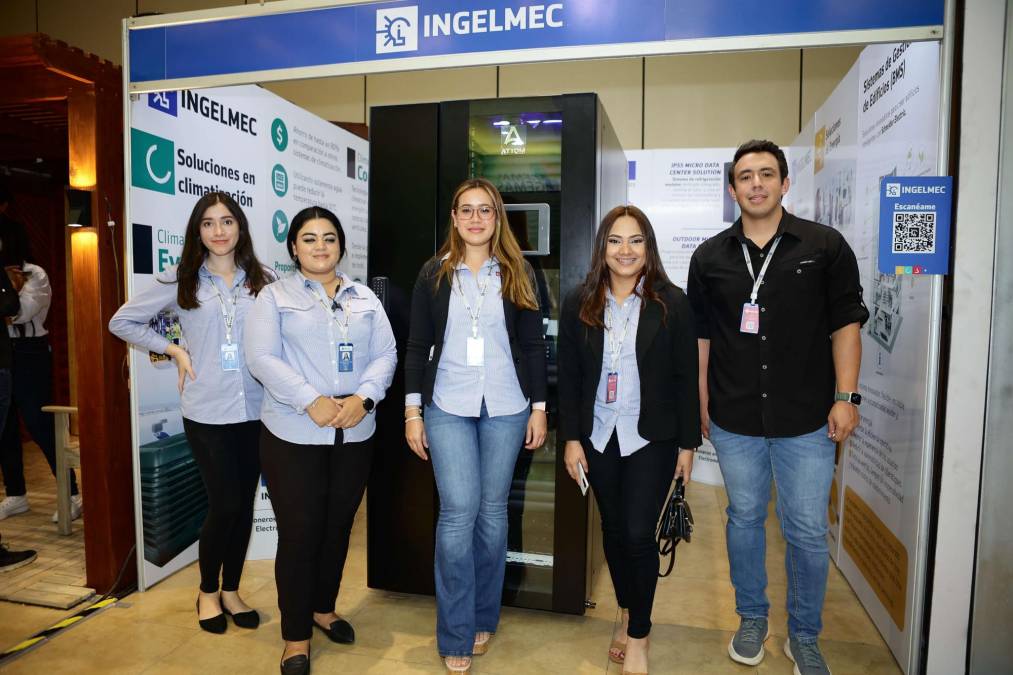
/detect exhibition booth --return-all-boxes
[118,2,953,672]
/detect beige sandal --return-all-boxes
[444,656,472,674]
[472,632,493,655]
[609,639,626,664]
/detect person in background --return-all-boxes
[687,140,869,675]
[244,206,396,675]
[558,204,700,675]
[0,212,81,522]
[109,192,271,635]
[403,178,547,675]
[0,222,26,569]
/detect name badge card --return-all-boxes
[740,303,760,334]
[220,343,240,371]
[466,336,485,367]
[337,343,354,372]
[606,372,618,403]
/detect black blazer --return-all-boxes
[558,281,701,449]
[404,257,547,406]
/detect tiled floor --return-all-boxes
[0,474,902,674]
[0,441,92,640]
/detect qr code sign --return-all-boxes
[892,211,936,254]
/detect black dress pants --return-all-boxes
[0,337,78,496]
[259,424,373,641]
[183,418,261,593]
[584,431,676,639]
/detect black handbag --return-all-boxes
[657,477,693,578]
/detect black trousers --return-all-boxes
[0,337,78,496]
[182,418,261,594]
[260,425,373,641]
[584,432,676,639]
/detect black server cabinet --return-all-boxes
[367,94,626,615]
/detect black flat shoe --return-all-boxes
[223,606,261,629]
[196,597,227,634]
[313,618,355,644]
[280,653,310,675]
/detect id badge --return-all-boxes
[220,343,240,371]
[740,303,760,334]
[466,336,485,367]
[337,343,354,372]
[606,372,618,403]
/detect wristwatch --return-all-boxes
[360,396,376,413]
[835,392,862,406]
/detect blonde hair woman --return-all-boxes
[403,178,547,674]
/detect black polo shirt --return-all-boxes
[687,210,869,438]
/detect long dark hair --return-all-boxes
[174,192,269,310]
[434,178,537,310]
[286,206,345,267]
[578,204,671,327]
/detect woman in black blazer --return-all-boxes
[558,204,701,675]
[403,177,547,675]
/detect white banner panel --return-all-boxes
[128,84,369,587]
[813,63,862,559]
[835,42,940,669]
[627,148,737,486]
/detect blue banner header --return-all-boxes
[129,0,944,83]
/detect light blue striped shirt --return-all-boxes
[108,264,264,425]
[589,289,649,456]
[406,257,528,418]
[244,270,397,445]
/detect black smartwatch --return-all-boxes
[361,397,376,413]
[835,392,862,406]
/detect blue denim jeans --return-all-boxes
[710,421,835,640]
[425,401,528,657]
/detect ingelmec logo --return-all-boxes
[885,182,901,198]
[376,6,418,53]
[148,91,177,116]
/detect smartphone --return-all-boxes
[576,462,589,496]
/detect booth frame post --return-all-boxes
[969,0,1013,670]
[925,0,1009,672]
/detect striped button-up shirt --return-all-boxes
[244,270,397,445]
[108,264,263,425]
[589,288,649,456]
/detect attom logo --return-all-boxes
[376,6,418,53]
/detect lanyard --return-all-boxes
[605,298,634,373]
[210,281,242,344]
[741,236,782,305]
[310,283,351,342]
[455,264,493,339]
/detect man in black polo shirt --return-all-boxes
[687,140,868,675]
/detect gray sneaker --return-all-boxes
[728,616,769,665]
[784,636,832,675]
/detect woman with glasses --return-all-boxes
[245,206,396,675]
[558,205,700,675]
[404,178,547,675]
[109,192,272,635]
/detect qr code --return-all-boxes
[892,211,936,254]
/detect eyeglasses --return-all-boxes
[455,204,496,221]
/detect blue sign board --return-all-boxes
[878,176,952,275]
[129,0,944,83]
